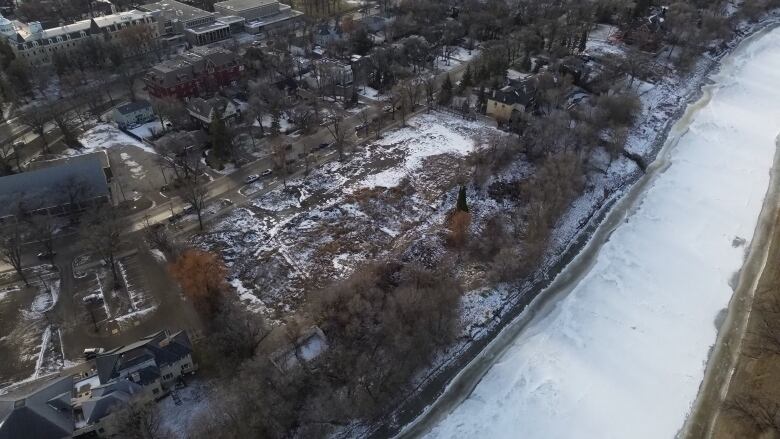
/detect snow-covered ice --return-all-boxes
[423,25,780,439]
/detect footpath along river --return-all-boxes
[399,24,780,439]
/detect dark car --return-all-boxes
[37,251,56,260]
[82,348,104,360]
[319,142,332,149]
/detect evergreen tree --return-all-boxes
[520,52,532,72]
[209,115,232,161]
[270,109,281,137]
[439,74,453,105]
[460,64,473,91]
[578,31,588,53]
[456,185,469,212]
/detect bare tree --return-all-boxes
[357,109,371,138]
[726,394,780,435]
[80,204,128,288]
[0,140,16,175]
[108,398,172,439]
[423,75,436,110]
[272,143,290,188]
[371,102,384,140]
[155,136,200,182]
[326,115,351,161]
[0,219,29,285]
[20,108,50,154]
[63,175,94,222]
[27,213,58,268]
[179,173,209,232]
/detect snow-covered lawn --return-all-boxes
[361,115,484,188]
[129,119,165,140]
[77,124,156,155]
[158,379,211,438]
[357,86,385,101]
[260,113,295,134]
[422,23,780,439]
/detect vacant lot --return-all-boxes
[194,112,504,320]
[0,267,62,389]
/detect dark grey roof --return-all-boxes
[491,80,536,107]
[96,331,193,384]
[82,380,143,424]
[116,100,152,115]
[0,154,109,217]
[0,376,74,439]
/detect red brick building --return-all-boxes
[144,46,243,99]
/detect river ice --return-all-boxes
[423,27,780,439]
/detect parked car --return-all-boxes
[82,294,104,304]
[245,174,260,184]
[319,142,331,149]
[82,348,104,360]
[261,168,273,177]
[37,251,56,260]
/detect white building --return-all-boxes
[0,10,158,66]
[213,0,303,35]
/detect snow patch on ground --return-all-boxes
[361,113,487,188]
[77,124,157,155]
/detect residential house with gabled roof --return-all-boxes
[71,379,146,438]
[95,330,197,392]
[0,376,74,439]
[186,96,240,127]
[485,79,536,123]
[314,21,343,46]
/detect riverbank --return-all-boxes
[379,11,780,439]
[681,133,780,438]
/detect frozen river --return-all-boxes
[413,26,780,439]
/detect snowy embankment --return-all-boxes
[421,25,780,439]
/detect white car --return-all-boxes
[245,174,260,184]
[261,168,273,177]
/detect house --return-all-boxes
[485,80,536,123]
[314,22,343,46]
[0,10,158,66]
[0,152,112,226]
[95,330,197,392]
[186,96,240,127]
[144,46,243,99]
[72,380,146,438]
[0,376,74,439]
[113,101,155,129]
[312,58,353,87]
